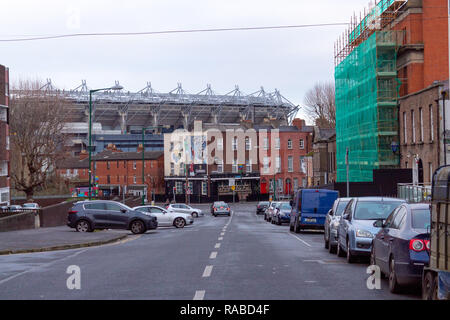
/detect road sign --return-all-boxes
[231,185,236,191]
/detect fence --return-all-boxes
[397,183,432,203]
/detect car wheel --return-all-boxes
[389,257,401,293]
[174,217,186,228]
[130,220,146,234]
[329,242,337,254]
[346,239,355,263]
[422,272,438,300]
[337,241,346,257]
[76,220,92,233]
[324,228,330,249]
[192,212,198,218]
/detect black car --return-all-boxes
[67,200,158,234]
[371,203,431,293]
[256,201,270,215]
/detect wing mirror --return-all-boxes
[373,220,384,228]
[343,213,350,220]
[328,209,333,216]
[121,209,127,213]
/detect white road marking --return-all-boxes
[288,233,312,247]
[202,265,213,277]
[220,232,225,236]
[218,237,223,241]
[305,281,317,283]
[215,243,221,249]
[193,290,205,300]
[210,252,218,259]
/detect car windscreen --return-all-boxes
[23,204,35,208]
[354,201,404,220]
[335,201,350,216]
[411,209,431,229]
[259,202,269,206]
[279,203,291,210]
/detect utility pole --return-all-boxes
[346,148,350,197]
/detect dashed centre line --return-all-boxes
[215,243,221,249]
[209,251,218,259]
[202,265,213,277]
[218,237,223,241]
[193,290,205,300]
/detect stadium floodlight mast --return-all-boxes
[88,84,123,200]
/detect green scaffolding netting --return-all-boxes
[335,31,402,182]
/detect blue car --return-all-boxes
[371,203,431,293]
[290,189,339,233]
[337,197,406,263]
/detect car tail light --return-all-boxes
[214,208,217,211]
[409,239,427,252]
[68,210,78,215]
[424,240,430,251]
[227,207,230,211]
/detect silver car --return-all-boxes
[324,198,352,253]
[166,203,203,217]
[133,205,193,228]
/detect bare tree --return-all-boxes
[303,82,336,128]
[9,80,68,200]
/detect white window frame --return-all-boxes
[287,139,292,150]
[217,138,223,151]
[430,105,434,142]
[170,163,175,175]
[275,156,281,173]
[419,107,423,142]
[232,159,238,173]
[133,176,137,184]
[288,156,293,172]
[201,181,207,196]
[299,139,304,149]
[411,110,416,143]
[232,137,238,151]
[245,137,251,151]
[403,112,407,144]
[263,157,269,174]
[275,138,280,150]
[263,137,269,150]
[246,159,252,173]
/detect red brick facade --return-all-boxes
[0,64,10,205]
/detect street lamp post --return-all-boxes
[88,84,123,201]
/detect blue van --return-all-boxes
[289,189,339,233]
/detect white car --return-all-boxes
[165,203,203,218]
[133,205,193,228]
[22,203,41,210]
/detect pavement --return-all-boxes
[0,203,422,300]
[0,226,129,255]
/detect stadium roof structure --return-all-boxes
[21,80,300,132]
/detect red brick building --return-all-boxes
[0,64,10,205]
[92,145,164,200]
[259,118,313,198]
[395,0,450,183]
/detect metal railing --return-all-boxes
[397,183,432,203]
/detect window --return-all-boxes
[105,203,123,211]
[74,169,78,176]
[275,138,280,149]
[170,163,174,175]
[133,161,137,169]
[302,178,307,187]
[175,181,183,194]
[85,203,105,210]
[299,139,304,149]
[5,136,9,150]
[170,142,174,151]
[411,110,416,143]
[217,138,223,151]
[275,157,281,173]
[287,139,292,149]
[201,181,207,196]
[245,137,251,151]
[246,159,252,173]
[288,156,293,172]
[403,112,407,144]
[277,178,283,192]
[107,161,110,170]
[419,107,423,142]
[217,159,223,173]
[293,178,299,191]
[232,137,238,151]
[263,138,269,150]
[263,157,269,174]
[133,176,137,184]
[232,159,238,173]
[180,163,185,176]
[429,105,434,142]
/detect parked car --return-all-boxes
[67,200,158,234]
[256,201,270,215]
[272,202,292,225]
[324,198,352,253]
[212,202,231,216]
[290,189,339,233]
[166,203,203,217]
[133,205,193,228]
[371,203,430,293]
[9,205,23,212]
[22,203,41,213]
[264,202,279,222]
[337,197,406,263]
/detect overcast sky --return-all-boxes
[0,0,366,121]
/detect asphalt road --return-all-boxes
[0,203,421,300]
